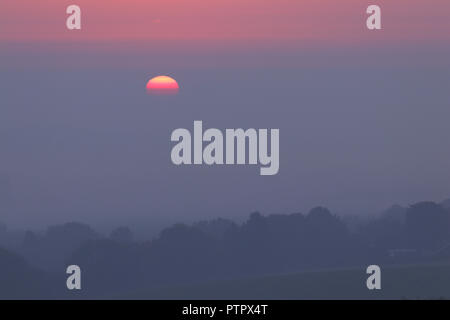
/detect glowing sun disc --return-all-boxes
[146,75,179,95]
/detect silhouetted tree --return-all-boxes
[110,226,134,243]
[406,202,450,251]
[193,218,237,239]
[20,222,100,271]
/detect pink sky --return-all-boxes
[2,0,449,69]
[1,0,449,44]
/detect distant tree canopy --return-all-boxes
[20,222,100,271]
[0,222,7,234]
[0,199,450,298]
[110,226,134,243]
[406,202,450,250]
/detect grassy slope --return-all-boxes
[126,263,450,300]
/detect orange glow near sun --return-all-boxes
[146,76,179,95]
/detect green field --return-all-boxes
[126,263,450,300]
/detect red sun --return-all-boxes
[146,75,179,95]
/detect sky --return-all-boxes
[1,0,450,42]
[1,1,450,229]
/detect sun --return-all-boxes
[146,75,179,95]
